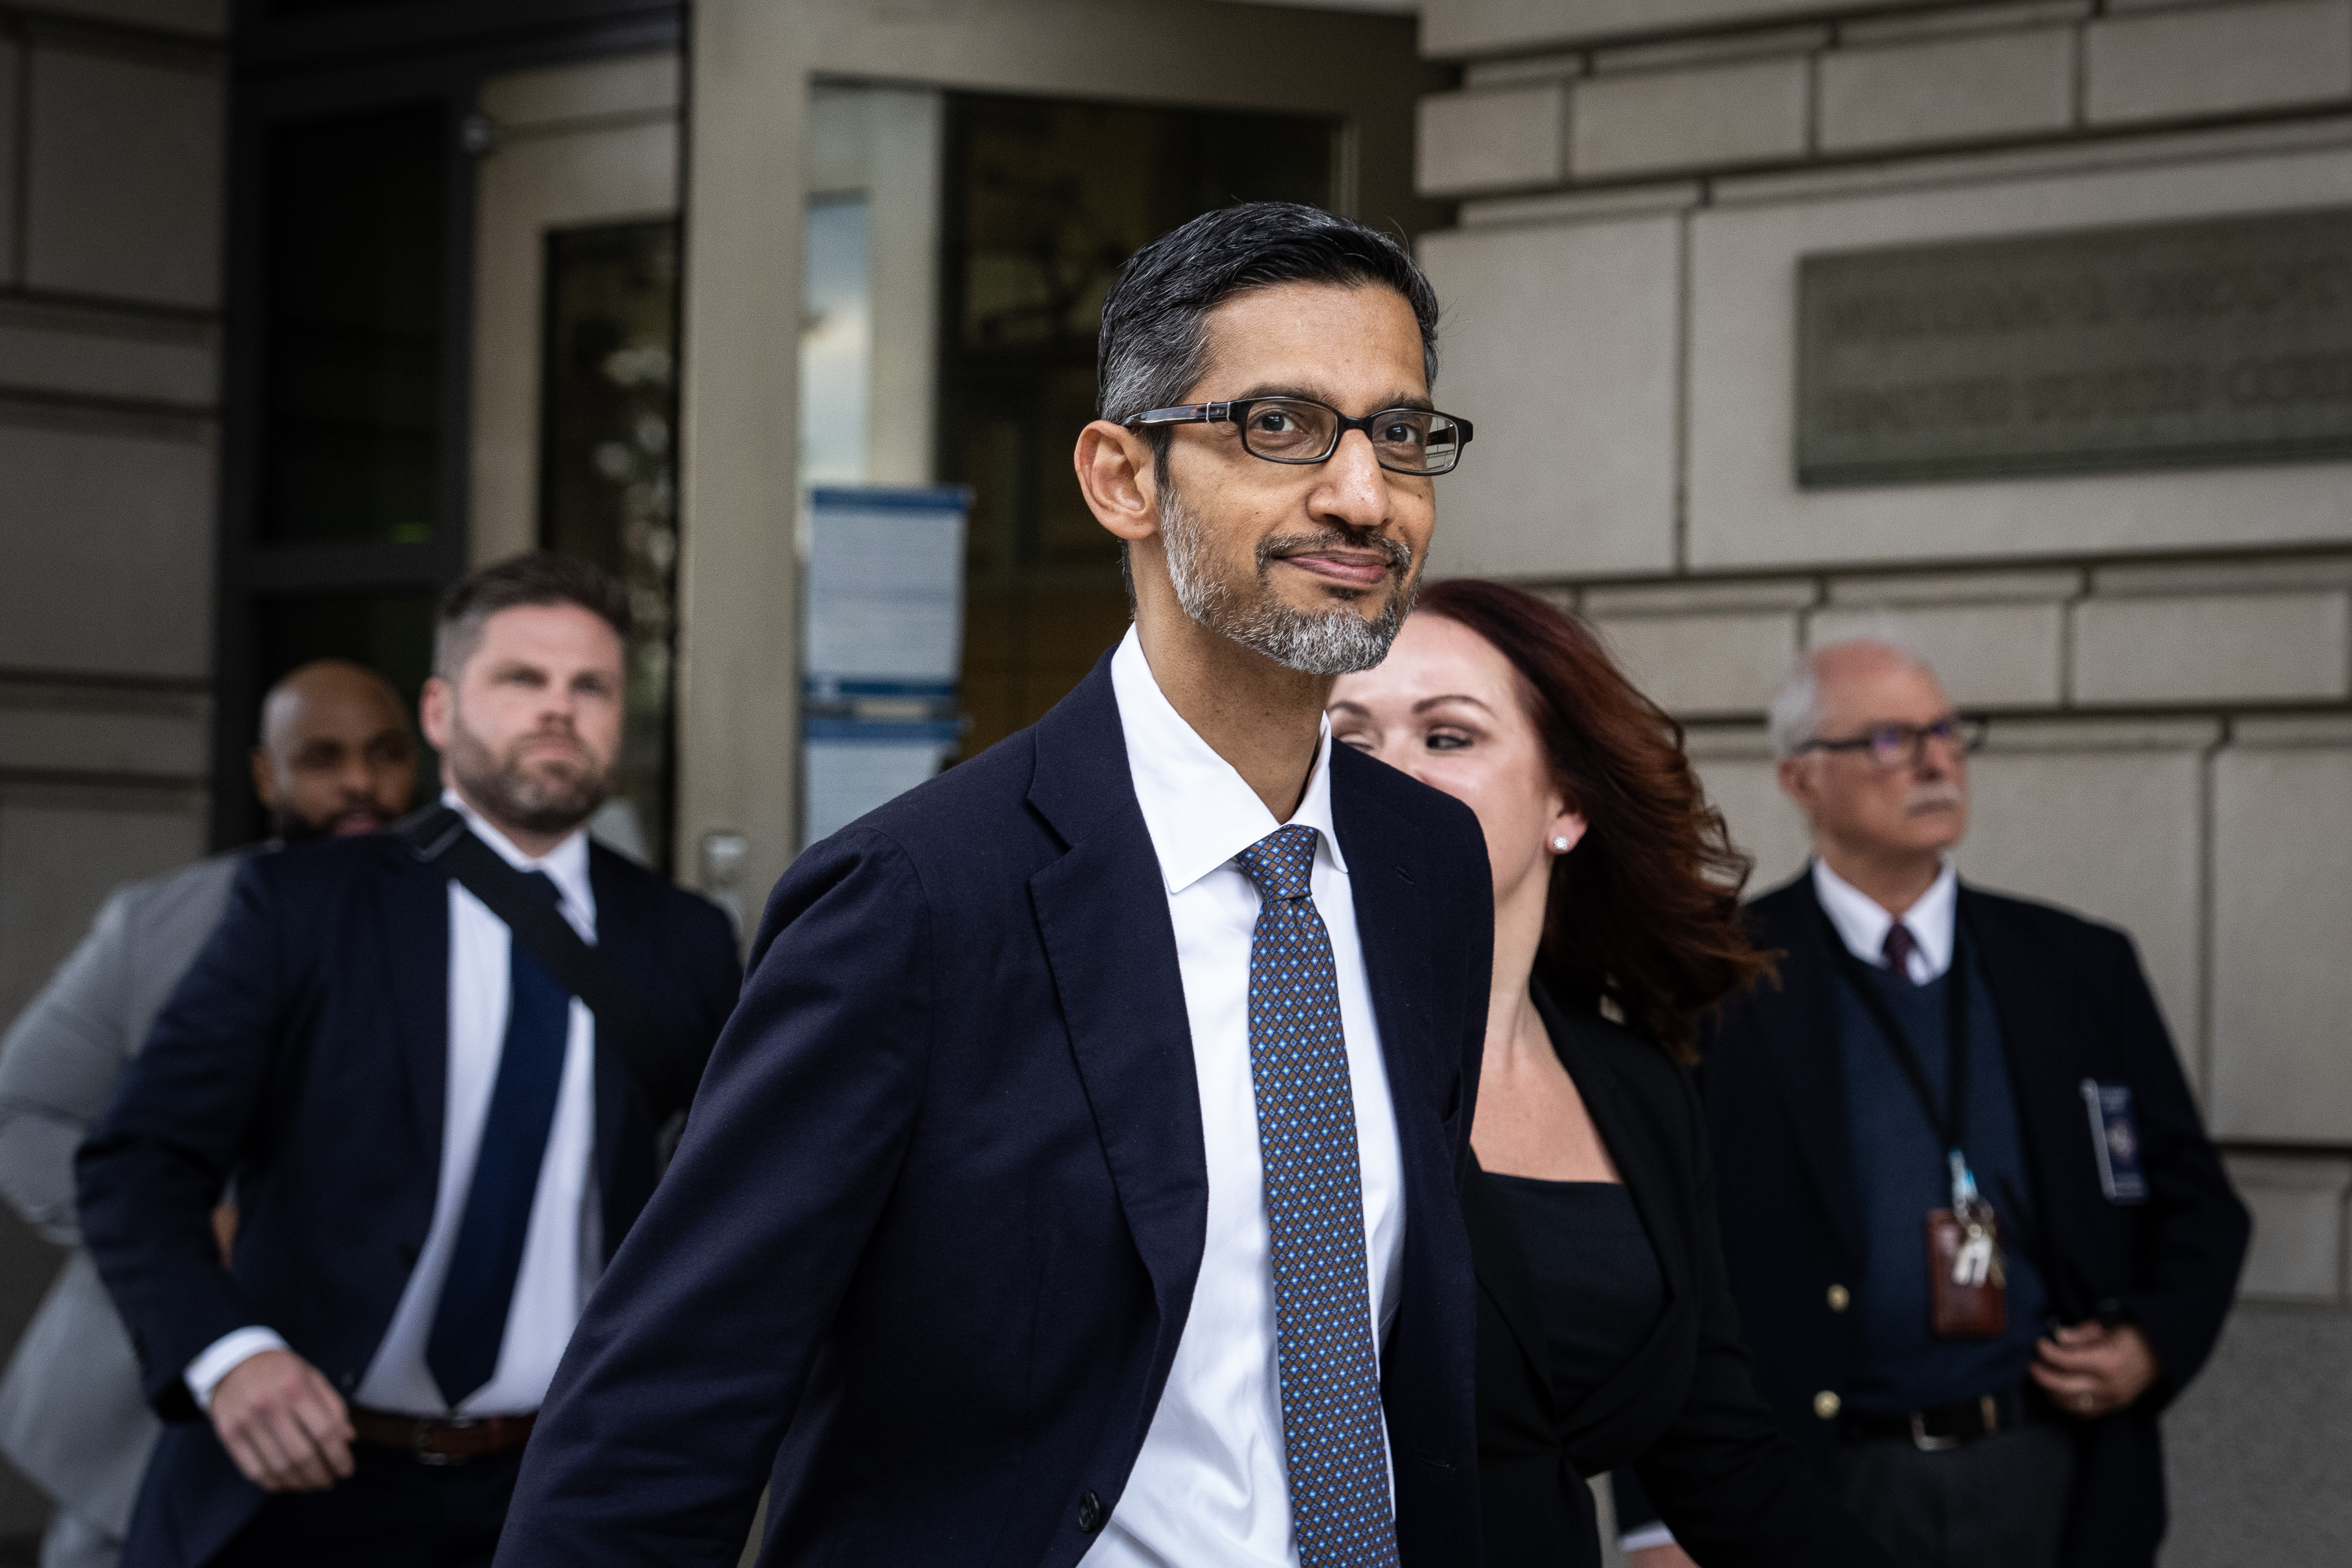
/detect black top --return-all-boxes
[1671,871,2251,1568]
[1483,1176,1664,1420]
[1467,985,1895,1568]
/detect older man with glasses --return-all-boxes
[1613,634,2248,1568]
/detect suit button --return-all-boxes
[1814,1390,1842,1420]
[1826,1283,1851,1312]
[1076,1490,1106,1534]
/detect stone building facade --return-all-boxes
[1414,1,2352,1559]
[0,0,223,1538]
[0,0,2347,1558]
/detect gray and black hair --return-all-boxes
[1767,621,1934,758]
[434,552,633,680]
[1097,200,1442,438]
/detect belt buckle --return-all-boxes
[1909,1412,1961,1453]
[415,1415,477,1467]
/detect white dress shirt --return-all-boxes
[186,795,603,1417]
[1080,627,1406,1568]
[1812,857,1958,982]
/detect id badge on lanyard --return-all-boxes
[1832,915,2009,1340]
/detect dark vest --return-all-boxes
[1835,948,2049,1413]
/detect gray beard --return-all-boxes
[1159,484,1415,676]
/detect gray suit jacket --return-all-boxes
[0,851,246,1534]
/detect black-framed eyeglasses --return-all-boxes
[1128,397,1474,476]
[1795,714,1987,768]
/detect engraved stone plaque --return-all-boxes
[1797,207,2352,487]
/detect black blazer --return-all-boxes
[494,651,1496,1568]
[76,830,742,1568]
[1471,988,1892,1568]
[1691,872,2249,1568]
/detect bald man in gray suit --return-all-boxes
[0,662,417,1568]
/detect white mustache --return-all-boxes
[1905,783,1964,815]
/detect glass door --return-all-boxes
[469,53,683,868]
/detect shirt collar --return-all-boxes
[443,789,595,923]
[1109,625,1347,896]
[1811,855,1956,980]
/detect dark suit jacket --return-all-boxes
[76,830,742,1568]
[1471,988,1892,1568]
[1688,871,2249,1568]
[495,652,1496,1568]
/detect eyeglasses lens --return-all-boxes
[1242,400,1336,462]
[1237,400,1462,474]
[1868,726,1911,765]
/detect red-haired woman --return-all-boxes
[1330,580,1891,1568]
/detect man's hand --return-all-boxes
[1630,1545,1700,1568]
[208,1349,356,1492]
[2031,1320,2160,1419]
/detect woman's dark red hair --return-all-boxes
[1412,579,1772,1062]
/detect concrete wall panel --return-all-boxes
[1809,600,2066,708]
[0,41,17,290]
[1688,143,2352,570]
[1569,56,1809,178]
[2073,591,2352,705]
[0,421,214,679]
[1422,0,1939,56]
[2086,0,2352,127]
[1592,609,1800,713]
[0,302,216,407]
[2210,729,2352,1142]
[25,48,224,308]
[0,708,207,778]
[2226,1153,2349,1303]
[1686,734,1815,893]
[1417,83,1567,195]
[1819,26,2076,152]
[1958,731,2208,1075]
[1420,215,1680,579]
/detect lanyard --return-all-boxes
[1825,911,1978,1207]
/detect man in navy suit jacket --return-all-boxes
[78,555,742,1568]
[499,203,1495,1567]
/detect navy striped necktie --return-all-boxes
[1232,825,1400,1568]
[425,869,573,1409]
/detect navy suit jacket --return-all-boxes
[76,830,742,1568]
[497,652,1496,1568]
[1672,872,2248,1568]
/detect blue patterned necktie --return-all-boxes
[1232,825,1400,1568]
[425,869,573,1409]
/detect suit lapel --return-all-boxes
[1027,656,1210,1360]
[1961,886,2101,1315]
[1328,747,1443,1141]
[1753,879,1866,1260]
[379,844,452,1173]
[586,849,652,1203]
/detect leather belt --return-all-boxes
[350,1407,536,1466]
[1842,1385,2032,1452]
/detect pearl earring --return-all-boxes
[1551,836,1571,852]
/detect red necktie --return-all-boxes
[1881,922,1919,984]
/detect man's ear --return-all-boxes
[1776,754,1814,809]
[1073,421,1163,547]
[419,676,455,755]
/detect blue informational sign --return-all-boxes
[802,485,972,845]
